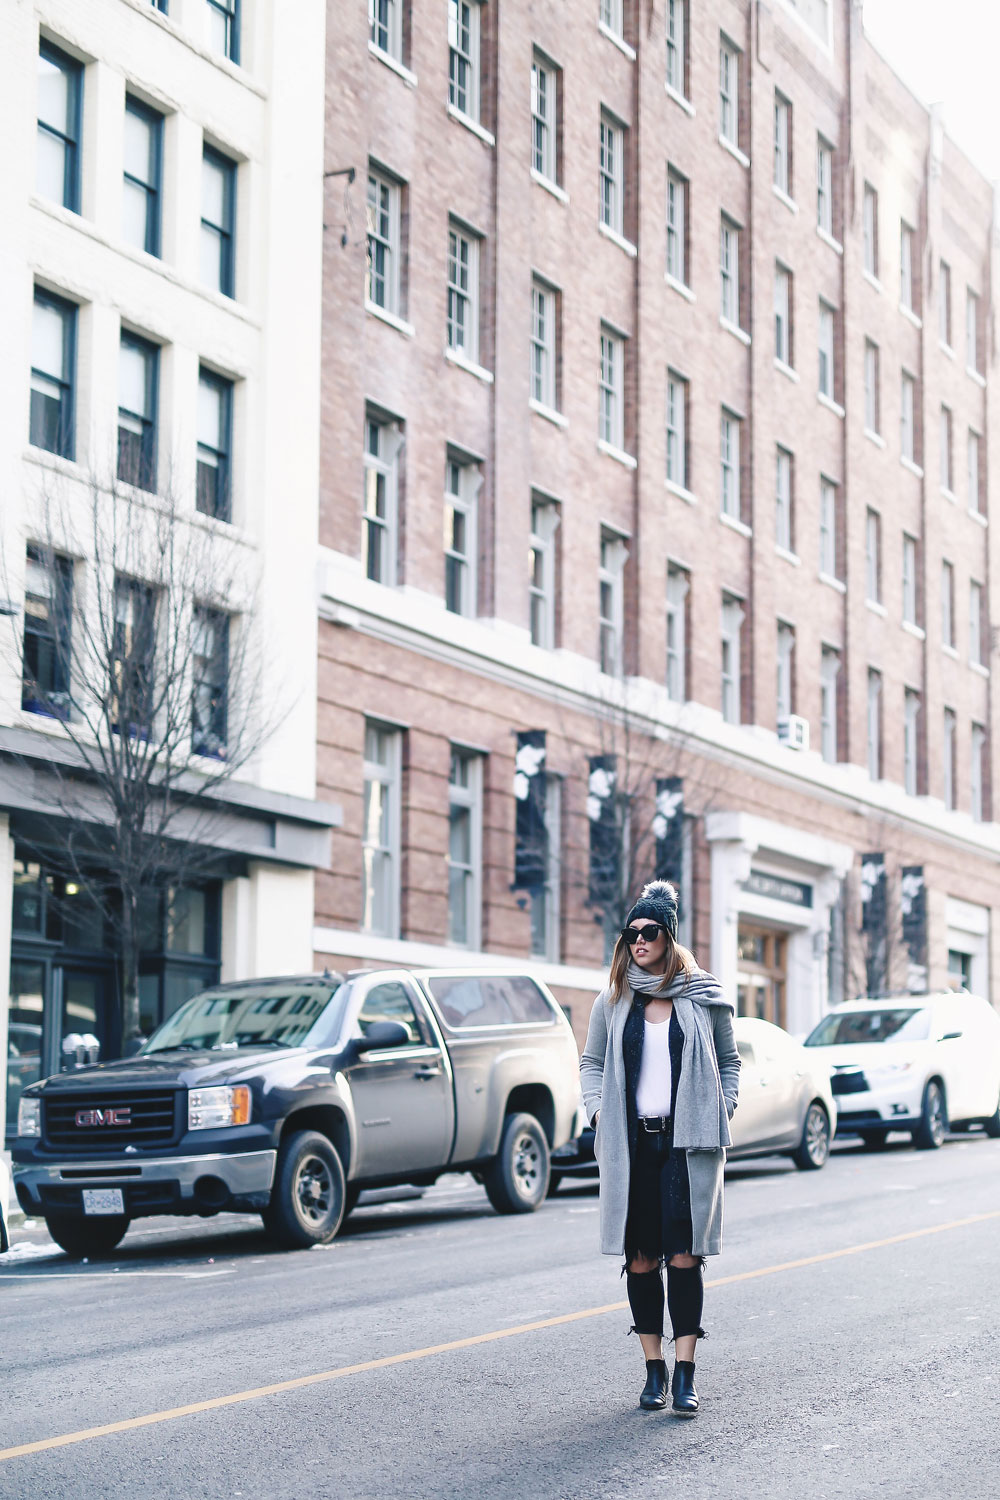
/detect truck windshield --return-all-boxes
[142,984,348,1053]
[804,1008,930,1047]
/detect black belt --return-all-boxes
[638,1114,672,1133]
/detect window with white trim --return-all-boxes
[941,560,955,649]
[444,456,480,617]
[366,167,401,315]
[666,370,688,489]
[775,447,792,552]
[447,221,479,362]
[666,563,689,702]
[599,112,624,235]
[819,477,837,578]
[816,136,833,235]
[530,278,557,409]
[362,721,402,938]
[971,725,987,822]
[529,497,559,649]
[863,183,878,278]
[776,622,794,722]
[531,53,558,183]
[363,412,402,585]
[205,0,239,63]
[818,300,835,399]
[448,747,483,948]
[900,222,914,312]
[966,288,980,373]
[968,430,983,515]
[721,595,743,724]
[943,709,956,810]
[774,264,792,366]
[904,690,920,796]
[864,340,879,434]
[719,37,739,146]
[529,773,562,961]
[666,0,687,96]
[867,670,882,780]
[902,533,918,626]
[774,92,791,196]
[969,579,984,666]
[900,371,916,464]
[370,0,403,63]
[939,260,952,346]
[940,405,953,493]
[37,41,83,213]
[720,217,739,325]
[599,327,624,449]
[599,529,627,676]
[720,409,741,520]
[599,0,623,37]
[865,508,881,604]
[448,0,481,121]
[820,647,839,764]
[666,167,687,285]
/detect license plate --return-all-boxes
[82,1188,124,1216]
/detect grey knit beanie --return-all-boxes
[624,879,679,939]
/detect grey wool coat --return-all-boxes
[579,968,741,1258]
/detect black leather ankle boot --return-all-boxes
[671,1360,699,1416]
[639,1359,668,1410]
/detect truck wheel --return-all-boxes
[45,1214,130,1259]
[913,1081,947,1150]
[484,1113,550,1215]
[262,1129,346,1248]
[791,1102,831,1170]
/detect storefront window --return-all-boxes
[12,860,46,933]
[6,960,45,1139]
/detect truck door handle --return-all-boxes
[414,1066,442,1080]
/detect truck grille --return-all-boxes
[43,1090,181,1152]
[831,1070,870,1095]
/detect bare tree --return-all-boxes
[2,471,277,1044]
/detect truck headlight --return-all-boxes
[188,1085,251,1130]
[17,1097,41,1138]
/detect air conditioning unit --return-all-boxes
[777,714,810,751]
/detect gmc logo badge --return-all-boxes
[75,1108,132,1127]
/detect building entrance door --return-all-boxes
[56,964,116,1059]
[736,926,788,1029]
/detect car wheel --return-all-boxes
[859,1130,889,1151]
[484,1112,550,1214]
[45,1214,130,1259]
[982,1093,1000,1139]
[912,1081,947,1150]
[791,1102,831,1170]
[262,1129,346,1248]
[546,1170,564,1197]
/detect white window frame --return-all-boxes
[775,447,792,552]
[599,111,624,235]
[816,136,833,234]
[362,721,402,938]
[943,709,956,810]
[529,773,562,962]
[720,409,740,520]
[448,0,481,123]
[966,288,980,374]
[863,183,878,279]
[444,456,481,617]
[774,92,791,196]
[447,221,480,363]
[820,647,839,764]
[819,477,837,578]
[865,508,880,604]
[666,166,687,285]
[900,222,914,311]
[599,327,624,450]
[968,430,982,515]
[776,621,794,722]
[942,561,955,649]
[531,53,557,183]
[666,370,688,490]
[363,414,402,586]
[721,595,744,725]
[900,372,915,464]
[939,260,952,347]
[902,533,918,626]
[529,497,559,650]
[366,167,401,315]
[599,0,623,38]
[818,300,835,398]
[369,0,403,63]
[904,690,920,796]
[447,746,483,949]
[530,278,557,409]
[719,36,739,146]
[971,726,986,822]
[666,0,686,97]
[940,405,953,493]
[720,217,739,326]
[598,529,628,676]
[775,264,791,366]
[867,670,882,780]
[969,580,983,666]
[864,340,880,434]
[666,563,689,702]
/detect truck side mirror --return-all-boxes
[358,1020,409,1051]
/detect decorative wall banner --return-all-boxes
[901,865,927,991]
[587,754,619,907]
[512,730,547,890]
[860,852,887,994]
[653,777,684,889]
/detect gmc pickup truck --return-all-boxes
[12,966,581,1258]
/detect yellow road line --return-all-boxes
[3,1208,998,1464]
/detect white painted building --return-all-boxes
[0,0,336,1148]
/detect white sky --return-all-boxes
[862,0,1000,181]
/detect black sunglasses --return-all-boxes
[621,924,664,946]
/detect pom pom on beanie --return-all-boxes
[625,880,679,939]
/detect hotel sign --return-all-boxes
[742,870,813,908]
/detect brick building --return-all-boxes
[316,0,1000,1043]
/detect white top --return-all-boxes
[635,1018,673,1117]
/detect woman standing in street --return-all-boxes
[580,880,740,1417]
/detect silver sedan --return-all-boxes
[729,1017,838,1170]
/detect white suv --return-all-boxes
[803,993,1000,1149]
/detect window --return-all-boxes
[719,37,739,146]
[362,413,402,585]
[362,722,401,938]
[598,530,627,675]
[966,288,980,373]
[775,448,793,552]
[969,580,984,665]
[774,93,791,196]
[599,112,624,235]
[666,564,689,701]
[112,577,157,737]
[444,457,479,616]
[900,373,916,464]
[776,622,794,721]
[721,595,743,724]
[22,547,73,718]
[819,478,838,578]
[943,709,956,810]
[720,410,741,519]
[666,167,687,285]
[666,370,688,490]
[448,0,480,121]
[370,0,402,61]
[820,647,839,764]
[118,334,158,492]
[902,534,918,626]
[774,264,792,366]
[447,222,479,362]
[529,498,559,649]
[448,748,483,948]
[864,340,880,434]
[666,0,687,96]
[867,670,882,780]
[939,260,952,346]
[863,183,878,278]
[205,0,240,64]
[599,0,623,37]
[529,775,561,961]
[900,222,914,312]
[366,168,401,314]
[971,726,987,822]
[941,561,955,649]
[30,290,76,460]
[720,217,739,326]
[191,608,228,758]
[196,369,233,521]
[37,41,82,212]
[818,300,835,398]
[530,279,557,409]
[940,406,953,493]
[123,97,162,256]
[201,146,236,298]
[865,509,880,603]
[816,136,833,235]
[531,53,557,183]
[598,327,624,449]
[904,690,920,796]
[968,430,983,515]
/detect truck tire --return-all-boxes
[45,1213,130,1259]
[262,1129,346,1248]
[484,1112,550,1215]
[912,1081,947,1150]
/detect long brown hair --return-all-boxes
[607,926,696,1002]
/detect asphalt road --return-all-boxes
[3,1131,1000,1500]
